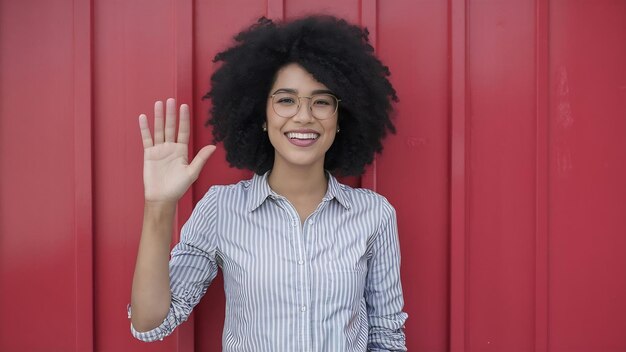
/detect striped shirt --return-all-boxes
[129,171,408,351]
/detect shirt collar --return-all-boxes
[247,171,273,212]
[247,170,352,212]
[324,171,352,210]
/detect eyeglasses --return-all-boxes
[270,92,341,120]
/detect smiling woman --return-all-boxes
[129,15,407,352]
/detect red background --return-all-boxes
[1,0,625,351]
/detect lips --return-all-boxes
[284,130,320,147]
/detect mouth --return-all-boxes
[284,131,320,147]
[285,132,320,140]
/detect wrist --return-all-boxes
[143,200,177,218]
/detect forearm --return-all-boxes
[131,201,176,331]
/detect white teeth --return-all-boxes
[286,132,319,140]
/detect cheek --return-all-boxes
[324,121,338,140]
[266,103,283,128]
[326,132,337,147]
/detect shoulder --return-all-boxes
[338,181,394,207]
[204,179,253,194]
[336,181,396,219]
[195,176,260,212]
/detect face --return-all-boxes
[265,63,339,172]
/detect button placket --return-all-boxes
[278,198,311,351]
[294,215,309,321]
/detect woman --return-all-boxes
[130,15,408,351]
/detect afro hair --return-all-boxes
[204,15,397,176]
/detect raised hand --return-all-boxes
[139,98,216,204]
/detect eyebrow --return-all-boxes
[272,88,336,95]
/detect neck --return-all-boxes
[268,162,328,200]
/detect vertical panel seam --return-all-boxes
[267,0,285,21]
[360,0,378,191]
[535,0,550,351]
[449,0,468,350]
[174,0,195,350]
[73,0,94,350]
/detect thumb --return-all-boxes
[188,145,217,179]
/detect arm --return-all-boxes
[131,201,176,332]
[130,188,220,341]
[365,200,408,351]
[130,98,216,338]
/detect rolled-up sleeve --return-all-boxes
[129,186,220,342]
[365,200,408,351]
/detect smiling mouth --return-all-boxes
[285,132,320,140]
[284,132,320,147]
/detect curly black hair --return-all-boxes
[204,15,397,176]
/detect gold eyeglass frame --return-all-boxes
[269,93,341,120]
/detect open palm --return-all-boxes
[139,98,216,203]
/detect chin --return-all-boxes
[274,151,325,170]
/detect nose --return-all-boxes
[291,97,315,123]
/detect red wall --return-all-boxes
[1,0,625,351]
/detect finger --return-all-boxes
[154,100,165,144]
[188,145,217,179]
[138,114,153,148]
[177,104,190,145]
[165,98,177,142]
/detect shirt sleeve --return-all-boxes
[365,199,408,351]
[129,186,220,342]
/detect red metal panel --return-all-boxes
[73,0,95,351]
[449,0,469,350]
[360,0,378,192]
[173,1,195,351]
[2,1,626,351]
[0,0,77,350]
[467,1,537,350]
[93,1,178,351]
[548,1,626,351]
[267,0,285,21]
[378,1,450,351]
[285,0,360,23]
[534,0,549,351]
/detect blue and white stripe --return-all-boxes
[130,171,408,351]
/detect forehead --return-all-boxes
[271,63,330,93]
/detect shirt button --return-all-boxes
[309,219,315,225]
[301,306,307,312]
[297,260,304,265]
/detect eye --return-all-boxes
[277,97,296,104]
[312,95,335,106]
[273,92,299,105]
